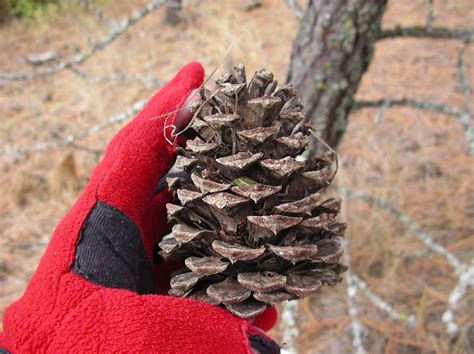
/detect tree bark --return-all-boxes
[287,0,387,148]
[163,0,182,26]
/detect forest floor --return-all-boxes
[0,0,473,353]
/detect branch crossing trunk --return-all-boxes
[287,0,387,148]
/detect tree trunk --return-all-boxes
[163,0,182,26]
[287,0,387,148]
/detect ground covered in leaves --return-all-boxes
[0,0,473,353]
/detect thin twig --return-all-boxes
[94,5,120,31]
[68,67,162,86]
[457,45,472,107]
[374,99,391,125]
[353,98,465,118]
[70,143,105,156]
[377,26,474,42]
[343,239,367,354]
[338,187,468,274]
[0,0,166,81]
[351,273,417,327]
[280,301,299,354]
[426,0,434,31]
[441,261,474,336]
[456,44,474,154]
[284,0,304,19]
[1,100,146,162]
[354,97,473,153]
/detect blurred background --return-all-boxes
[0,0,473,353]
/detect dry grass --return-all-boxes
[0,0,473,352]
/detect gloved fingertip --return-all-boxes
[253,306,278,332]
[172,61,205,90]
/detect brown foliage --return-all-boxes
[0,1,472,352]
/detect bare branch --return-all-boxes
[373,99,390,125]
[457,45,472,107]
[354,98,473,154]
[343,239,367,354]
[287,0,387,148]
[339,187,468,274]
[353,98,465,118]
[0,0,165,81]
[458,110,474,154]
[442,262,474,336]
[70,143,105,156]
[351,273,417,327]
[1,100,146,163]
[456,44,474,154]
[68,67,163,86]
[94,5,120,31]
[24,51,59,66]
[378,26,474,42]
[284,0,304,19]
[426,0,434,31]
[280,301,299,354]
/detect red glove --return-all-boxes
[0,62,278,353]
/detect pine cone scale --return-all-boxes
[158,65,346,318]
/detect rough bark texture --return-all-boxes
[163,0,182,26]
[287,0,387,148]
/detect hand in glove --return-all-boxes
[0,62,279,354]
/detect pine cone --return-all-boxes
[158,65,347,319]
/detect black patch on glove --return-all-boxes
[73,202,156,294]
[249,335,281,354]
[0,347,11,354]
